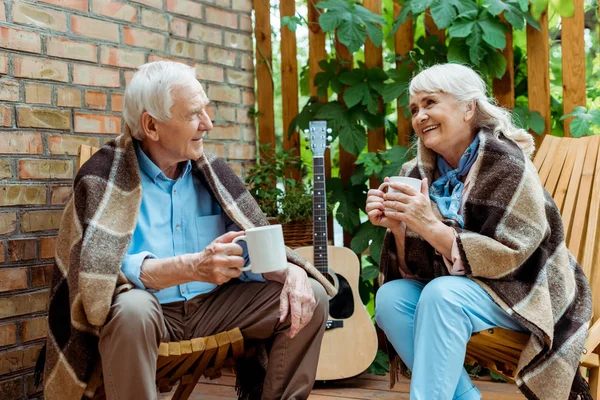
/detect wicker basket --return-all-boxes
[267,217,313,248]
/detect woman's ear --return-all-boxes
[464,101,476,122]
[141,112,159,142]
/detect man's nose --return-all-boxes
[200,113,213,131]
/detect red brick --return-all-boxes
[22,317,48,342]
[73,65,120,88]
[40,237,56,259]
[206,103,215,120]
[57,88,82,107]
[241,53,253,71]
[141,9,168,31]
[232,0,252,12]
[71,15,119,43]
[17,107,70,130]
[207,84,240,104]
[124,70,135,86]
[31,264,53,287]
[0,213,17,235]
[241,126,255,141]
[240,15,252,32]
[228,143,255,160]
[12,2,68,32]
[124,27,165,51]
[210,125,240,140]
[20,210,63,232]
[224,32,252,51]
[227,69,254,88]
[189,23,221,45]
[50,185,71,205]
[0,53,6,74]
[0,324,17,347]
[100,46,145,69]
[0,132,42,158]
[0,2,5,21]
[84,91,107,110]
[0,78,20,102]
[242,90,254,106]
[0,344,44,375]
[8,239,37,262]
[215,0,231,7]
[18,159,73,180]
[75,113,121,134]
[217,106,236,122]
[203,142,224,158]
[169,39,204,60]
[111,93,124,112]
[130,0,162,8]
[14,56,68,82]
[207,47,236,67]
[205,7,238,29]
[49,135,100,155]
[0,268,28,292]
[0,105,11,127]
[238,109,253,124]
[92,0,137,22]
[47,37,97,63]
[25,83,52,105]
[0,27,41,54]
[0,160,12,179]
[39,0,88,11]
[147,54,188,64]
[166,0,202,17]
[170,18,187,37]
[228,162,243,177]
[0,185,46,206]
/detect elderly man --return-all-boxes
[41,61,334,400]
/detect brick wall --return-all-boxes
[0,0,256,397]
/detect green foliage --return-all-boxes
[365,350,390,375]
[512,106,546,135]
[560,107,600,138]
[281,15,303,32]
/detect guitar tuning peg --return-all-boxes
[305,145,310,150]
[327,135,333,142]
[326,128,332,134]
[303,129,309,134]
[304,136,309,141]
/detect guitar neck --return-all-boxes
[313,156,328,275]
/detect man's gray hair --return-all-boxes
[123,61,198,140]
[410,63,534,156]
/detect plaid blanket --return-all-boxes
[379,130,592,400]
[42,131,336,400]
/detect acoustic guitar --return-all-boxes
[294,120,378,380]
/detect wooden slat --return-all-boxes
[537,135,561,185]
[364,0,385,190]
[561,0,586,136]
[492,16,514,109]
[526,8,550,150]
[561,139,588,243]
[253,0,275,155]
[532,133,554,171]
[393,4,414,148]
[544,137,572,196]
[552,138,579,212]
[424,9,445,42]
[280,0,300,181]
[227,328,244,359]
[581,136,600,282]
[173,335,219,400]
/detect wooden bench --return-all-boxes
[465,134,600,396]
[77,145,247,400]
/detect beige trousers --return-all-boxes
[98,279,328,400]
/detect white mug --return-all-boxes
[378,176,422,212]
[232,225,288,273]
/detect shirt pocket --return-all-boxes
[195,214,227,251]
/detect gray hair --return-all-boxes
[123,61,198,140]
[409,63,534,156]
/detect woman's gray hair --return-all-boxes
[409,63,534,156]
[123,61,198,141]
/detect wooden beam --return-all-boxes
[308,0,327,100]
[561,0,586,137]
[253,0,275,155]
[394,3,414,148]
[425,9,445,43]
[492,16,514,109]
[527,9,550,150]
[364,0,385,190]
[280,0,300,180]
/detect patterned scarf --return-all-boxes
[429,136,480,227]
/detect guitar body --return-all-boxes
[295,245,378,381]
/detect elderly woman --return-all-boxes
[367,64,592,400]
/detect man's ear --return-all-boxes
[464,101,476,122]
[141,112,159,142]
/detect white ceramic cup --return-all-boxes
[232,225,288,273]
[378,176,422,212]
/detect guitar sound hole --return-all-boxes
[328,273,354,319]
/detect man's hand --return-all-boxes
[266,264,317,338]
[186,231,246,284]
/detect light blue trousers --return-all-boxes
[375,276,525,400]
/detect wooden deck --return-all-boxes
[159,370,526,399]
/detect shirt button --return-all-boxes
[174,189,177,195]
[181,289,186,293]
[175,225,181,230]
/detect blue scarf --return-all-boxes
[429,136,480,227]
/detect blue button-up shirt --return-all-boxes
[122,142,264,304]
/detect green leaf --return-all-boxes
[561,106,588,120]
[369,226,387,264]
[365,22,384,48]
[362,264,379,281]
[329,179,366,232]
[570,118,590,138]
[449,19,475,38]
[411,0,434,14]
[339,69,365,85]
[589,110,600,126]
[430,1,458,29]
[447,39,470,64]
[490,370,508,382]
[478,16,507,50]
[511,106,545,135]
[358,277,373,305]
[484,47,507,79]
[351,221,379,253]
[528,112,545,134]
[450,0,479,14]
[338,16,367,53]
[319,11,344,32]
[350,165,369,186]
[365,350,390,375]
[339,123,367,156]
[483,0,505,15]
[344,83,368,109]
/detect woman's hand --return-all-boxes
[366,177,405,234]
[382,178,438,237]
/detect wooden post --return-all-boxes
[364,0,385,190]
[394,3,414,147]
[424,10,445,42]
[280,0,300,180]
[308,0,327,101]
[561,0,586,137]
[253,0,275,155]
[492,16,515,109]
[527,9,550,150]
